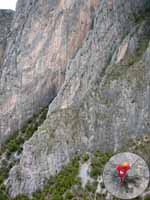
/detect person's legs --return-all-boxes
[120,177,125,186]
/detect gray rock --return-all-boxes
[0,0,99,144]
[141,190,150,199]
[6,0,150,197]
[105,192,113,200]
[0,10,14,66]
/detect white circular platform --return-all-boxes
[103,152,149,199]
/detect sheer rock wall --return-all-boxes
[0,10,14,66]
[0,0,99,144]
[6,0,150,197]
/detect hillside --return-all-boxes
[0,0,150,199]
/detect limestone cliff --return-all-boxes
[6,0,150,197]
[0,10,14,67]
[0,0,99,144]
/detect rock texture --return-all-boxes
[0,10,14,66]
[0,0,99,144]
[6,0,150,197]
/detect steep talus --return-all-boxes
[6,0,150,197]
[0,0,99,144]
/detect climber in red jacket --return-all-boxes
[116,162,130,185]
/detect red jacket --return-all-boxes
[116,165,130,178]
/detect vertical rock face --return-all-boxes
[0,10,14,66]
[6,0,150,197]
[0,0,99,144]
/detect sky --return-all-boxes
[0,0,17,10]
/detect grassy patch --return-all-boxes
[90,151,113,178]
[85,180,98,193]
[144,197,150,200]
[82,153,90,162]
[47,157,80,199]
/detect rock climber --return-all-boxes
[116,162,131,186]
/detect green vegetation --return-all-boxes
[0,106,48,157]
[13,195,30,200]
[127,33,150,67]
[85,180,98,193]
[104,63,131,86]
[134,7,150,24]
[104,12,150,89]
[0,118,149,200]
[64,190,74,199]
[0,106,49,200]
[0,143,149,200]
[144,197,150,200]
[90,151,113,178]
[11,156,80,200]
[82,153,90,162]
[0,149,113,200]
[44,156,80,199]
[104,60,145,89]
